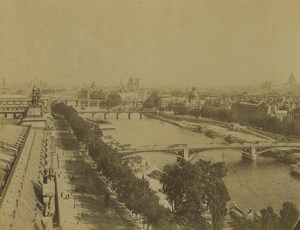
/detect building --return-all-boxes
[0,94,30,119]
[126,77,140,90]
[289,72,296,85]
[134,78,139,88]
[272,110,288,121]
[231,101,269,121]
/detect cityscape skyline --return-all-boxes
[0,0,299,88]
[1,1,300,229]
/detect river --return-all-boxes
[93,113,300,213]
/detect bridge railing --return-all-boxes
[117,142,300,152]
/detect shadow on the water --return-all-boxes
[225,156,257,170]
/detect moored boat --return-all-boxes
[192,126,203,133]
[229,204,260,222]
[205,130,215,138]
[290,163,300,175]
[225,135,235,144]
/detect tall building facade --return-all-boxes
[126,77,140,90]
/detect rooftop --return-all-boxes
[0,125,27,147]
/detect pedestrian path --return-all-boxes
[54,125,138,229]
[56,150,82,230]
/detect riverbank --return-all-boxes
[144,112,300,166]
[100,112,300,220]
[86,117,111,124]
[144,112,270,143]
[261,149,300,165]
[84,117,116,130]
[122,155,172,209]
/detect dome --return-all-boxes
[289,73,296,84]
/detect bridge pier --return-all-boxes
[250,146,257,160]
[128,113,131,119]
[183,148,189,160]
[242,146,257,160]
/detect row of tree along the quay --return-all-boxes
[51,102,176,229]
[51,102,299,230]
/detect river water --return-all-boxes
[95,113,300,213]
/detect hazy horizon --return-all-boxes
[0,0,299,88]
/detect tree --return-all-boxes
[78,89,88,99]
[176,200,210,230]
[160,160,231,230]
[160,164,185,211]
[278,202,299,230]
[166,102,174,111]
[173,103,188,115]
[188,91,195,102]
[106,94,122,107]
[206,179,230,230]
[52,101,203,229]
[190,108,201,118]
[143,92,161,109]
[195,160,230,230]
[93,125,103,138]
[260,206,278,230]
[233,218,260,230]
[90,90,106,100]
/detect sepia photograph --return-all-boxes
[0,0,300,229]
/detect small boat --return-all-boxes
[205,130,215,138]
[229,204,260,222]
[225,135,235,144]
[290,163,300,176]
[192,126,203,133]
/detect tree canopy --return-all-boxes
[51,102,176,229]
[160,160,230,230]
[106,94,122,107]
[143,92,161,109]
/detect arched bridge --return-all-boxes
[119,142,300,160]
[51,97,143,108]
[78,110,158,119]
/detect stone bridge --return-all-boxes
[119,142,300,160]
[51,98,144,108]
[78,110,158,119]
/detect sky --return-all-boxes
[0,0,300,88]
